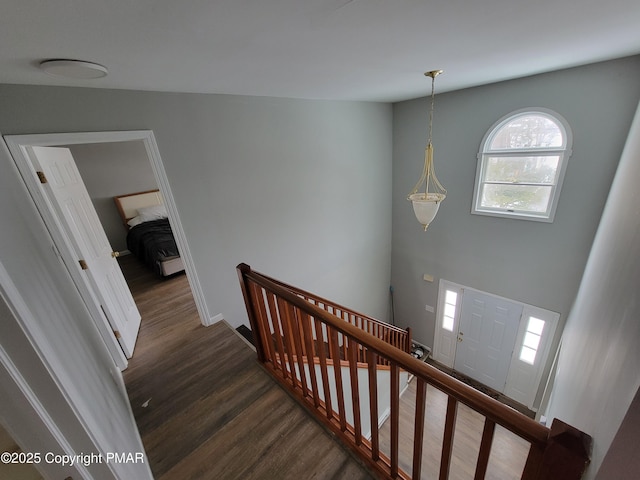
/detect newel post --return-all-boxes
[236,263,266,363]
[536,418,592,480]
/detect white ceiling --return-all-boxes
[1,0,639,102]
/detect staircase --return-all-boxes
[237,263,592,480]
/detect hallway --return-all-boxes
[119,255,372,479]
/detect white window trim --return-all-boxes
[472,107,573,223]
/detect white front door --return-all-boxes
[454,290,522,392]
[27,146,141,358]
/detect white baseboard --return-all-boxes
[206,313,224,326]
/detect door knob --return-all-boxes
[111,251,120,258]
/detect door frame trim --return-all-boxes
[4,131,211,369]
[433,279,559,410]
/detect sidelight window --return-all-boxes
[442,289,458,332]
[519,316,545,365]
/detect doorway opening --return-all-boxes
[4,131,211,370]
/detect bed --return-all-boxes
[113,189,185,277]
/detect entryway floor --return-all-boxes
[425,358,535,418]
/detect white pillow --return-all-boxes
[127,204,168,227]
[136,204,168,219]
[127,215,144,227]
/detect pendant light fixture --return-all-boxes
[407,70,447,231]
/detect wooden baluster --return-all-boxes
[276,297,299,387]
[358,324,365,363]
[297,307,307,358]
[263,289,277,344]
[475,419,496,480]
[347,336,362,445]
[250,283,275,363]
[342,327,348,363]
[266,291,288,379]
[389,330,397,366]
[440,396,458,480]
[287,304,309,396]
[367,350,380,461]
[329,327,347,431]
[282,300,307,394]
[412,378,427,480]
[299,310,321,408]
[314,318,333,419]
[390,363,400,477]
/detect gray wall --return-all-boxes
[391,56,640,356]
[546,101,640,479]
[68,141,157,252]
[0,85,393,329]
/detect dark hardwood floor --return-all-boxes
[119,255,373,480]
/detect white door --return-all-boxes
[454,290,522,392]
[28,146,141,358]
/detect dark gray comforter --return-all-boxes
[126,219,180,276]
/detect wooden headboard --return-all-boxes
[114,189,163,228]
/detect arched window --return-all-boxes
[472,108,572,222]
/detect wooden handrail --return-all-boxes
[237,263,591,480]
[257,270,412,358]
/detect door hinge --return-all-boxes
[114,330,122,339]
[79,259,89,270]
[36,171,48,184]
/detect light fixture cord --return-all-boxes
[427,73,435,147]
[423,74,436,193]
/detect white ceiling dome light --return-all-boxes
[39,59,108,79]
